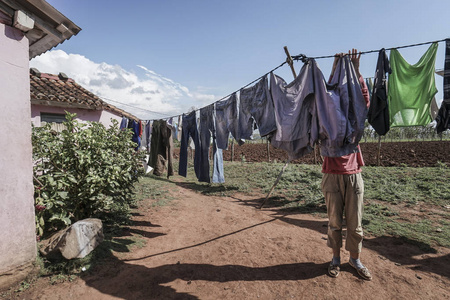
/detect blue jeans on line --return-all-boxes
[199,105,224,183]
[179,111,201,179]
[238,75,277,139]
[215,93,241,150]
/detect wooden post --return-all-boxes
[231,139,235,162]
[260,46,296,209]
[259,158,291,209]
[314,145,317,164]
[377,135,382,166]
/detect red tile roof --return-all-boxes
[30,68,139,120]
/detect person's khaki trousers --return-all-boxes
[321,173,364,253]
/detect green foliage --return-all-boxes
[32,112,145,237]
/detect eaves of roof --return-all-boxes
[0,0,81,59]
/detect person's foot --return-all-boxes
[349,258,372,281]
[328,261,340,278]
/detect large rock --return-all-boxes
[40,218,104,260]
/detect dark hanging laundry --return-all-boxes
[269,56,367,159]
[316,55,368,157]
[368,48,391,136]
[198,105,224,183]
[119,117,128,130]
[238,74,277,140]
[129,120,141,151]
[215,93,242,149]
[269,65,316,160]
[148,120,174,178]
[366,78,373,99]
[436,39,450,133]
[144,120,152,151]
[179,111,201,179]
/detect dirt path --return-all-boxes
[13,178,450,299]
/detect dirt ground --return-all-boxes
[10,175,450,300]
[221,140,450,167]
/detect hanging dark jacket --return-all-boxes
[368,48,391,136]
[436,39,450,133]
[149,120,174,178]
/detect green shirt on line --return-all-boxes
[388,42,438,127]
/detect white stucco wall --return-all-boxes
[99,109,123,128]
[0,23,37,275]
[31,104,122,128]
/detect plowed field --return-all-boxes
[222,140,450,167]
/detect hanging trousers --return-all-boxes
[179,111,201,179]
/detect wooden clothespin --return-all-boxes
[284,46,297,78]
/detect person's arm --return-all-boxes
[359,76,370,108]
[349,48,370,108]
[328,53,344,83]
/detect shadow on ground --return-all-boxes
[82,255,328,300]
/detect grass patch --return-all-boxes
[173,159,450,249]
[135,174,176,207]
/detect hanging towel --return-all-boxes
[388,43,438,127]
[436,39,450,133]
[368,48,391,135]
[238,75,277,140]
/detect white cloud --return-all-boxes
[30,50,217,119]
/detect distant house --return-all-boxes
[0,0,80,290]
[30,68,138,129]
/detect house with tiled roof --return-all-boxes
[0,0,80,290]
[30,68,139,128]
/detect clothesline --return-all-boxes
[152,61,288,122]
[292,38,448,61]
[123,37,449,122]
[100,96,172,118]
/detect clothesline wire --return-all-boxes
[99,96,172,118]
[154,61,288,122]
[114,37,448,122]
[292,38,448,61]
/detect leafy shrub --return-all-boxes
[32,113,145,237]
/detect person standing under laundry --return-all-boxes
[323,49,372,281]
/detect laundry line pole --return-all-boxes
[259,46,296,209]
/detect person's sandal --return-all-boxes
[328,262,340,278]
[349,259,372,281]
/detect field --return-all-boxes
[4,141,450,299]
[222,140,450,167]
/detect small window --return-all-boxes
[41,113,66,124]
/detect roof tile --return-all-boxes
[30,69,138,120]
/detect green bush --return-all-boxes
[32,112,145,237]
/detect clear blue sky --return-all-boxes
[36,0,450,119]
